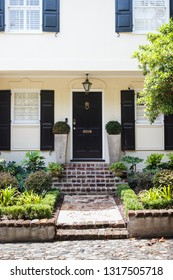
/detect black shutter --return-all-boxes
[0,90,11,150]
[164,114,173,150]
[115,0,132,32]
[121,90,135,150]
[0,0,5,32]
[170,0,173,18]
[40,90,54,150]
[43,0,60,32]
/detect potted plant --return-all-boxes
[52,121,70,163]
[105,121,121,163]
[109,161,127,177]
[48,162,64,178]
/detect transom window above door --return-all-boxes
[7,0,42,32]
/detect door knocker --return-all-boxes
[85,101,90,110]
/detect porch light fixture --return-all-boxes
[82,73,92,92]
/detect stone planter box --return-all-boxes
[107,134,121,163]
[0,218,56,243]
[55,134,68,163]
[128,209,173,238]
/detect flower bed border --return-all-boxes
[128,209,173,238]
[0,218,57,243]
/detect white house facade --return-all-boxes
[0,0,173,167]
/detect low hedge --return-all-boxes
[117,184,144,214]
[0,189,60,220]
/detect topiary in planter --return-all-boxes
[52,121,70,134]
[105,121,121,135]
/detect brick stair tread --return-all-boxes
[55,228,129,240]
[56,221,125,229]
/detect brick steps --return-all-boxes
[52,163,126,195]
[55,228,129,240]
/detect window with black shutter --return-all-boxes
[0,90,11,150]
[43,0,60,32]
[121,90,135,150]
[40,90,54,151]
[115,0,132,32]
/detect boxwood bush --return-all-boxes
[0,189,60,220]
[117,184,144,214]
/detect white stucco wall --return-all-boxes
[0,0,147,72]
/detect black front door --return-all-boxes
[73,91,102,160]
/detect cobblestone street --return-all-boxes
[0,238,173,260]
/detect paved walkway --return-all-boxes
[0,239,173,259]
[57,195,123,225]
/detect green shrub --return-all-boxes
[122,156,143,172]
[0,189,61,219]
[22,151,46,174]
[17,191,42,205]
[0,204,52,220]
[24,171,52,194]
[105,121,121,135]
[0,186,18,206]
[135,171,153,191]
[144,153,164,170]
[117,184,130,197]
[139,186,173,209]
[48,162,64,177]
[0,172,18,189]
[117,184,144,214]
[52,121,70,134]
[109,162,127,172]
[153,169,173,188]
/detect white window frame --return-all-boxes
[133,0,170,34]
[6,0,42,33]
[12,89,40,125]
[135,90,163,125]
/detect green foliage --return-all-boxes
[145,153,164,170]
[22,151,46,174]
[135,171,153,191]
[0,204,52,220]
[132,19,173,123]
[109,162,127,172]
[122,155,143,172]
[116,184,130,197]
[0,172,18,189]
[0,186,18,206]
[117,184,144,214]
[24,171,52,194]
[0,189,61,219]
[52,121,70,134]
[48,162,64,177]
[153,169,173,188]
[16,191,42,206]
[105,121,121,135]
[139,186,173,209]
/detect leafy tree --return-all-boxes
[133,19,173,123]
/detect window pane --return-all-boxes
[26,0,40,6]
[9,10,24,30]
[26,10,40,30]
[10,0,24,6]
[14,92,39,123]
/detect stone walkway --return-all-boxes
[56,195,128,239]
[0,239,173,259]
